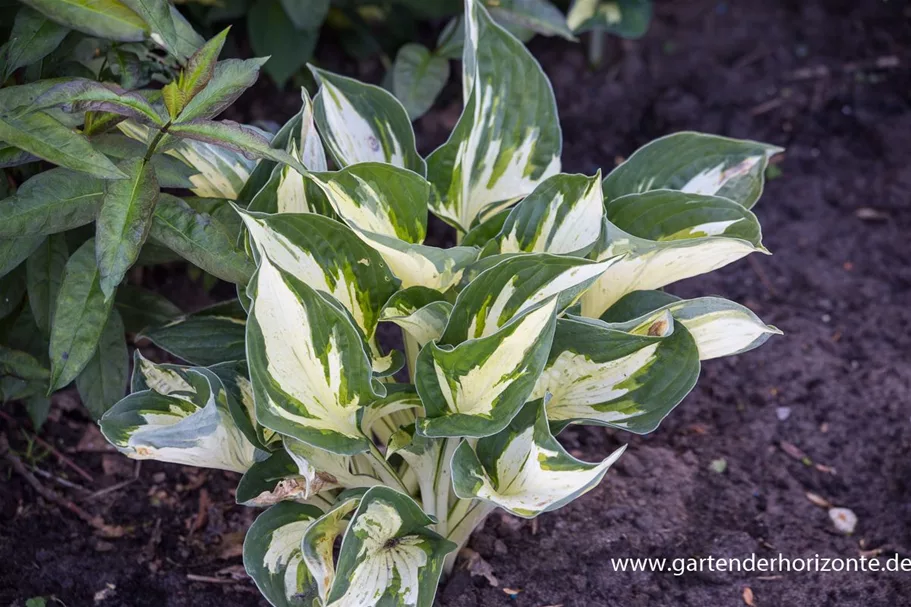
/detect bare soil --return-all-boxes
[3,1,911,606]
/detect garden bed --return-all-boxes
[3,1,911,605]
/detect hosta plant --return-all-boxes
[98,0,779,604]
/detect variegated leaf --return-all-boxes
[301,493,363,605]
[298,87,328,172]
[531,311,699,433]
[385,425,449,527]
[600,290,782,360]
[451,399,626,517]
[99,367,257,472]
[311,67,425,175]
[416,297,558,438]
[129,352,263,450]
[380,287,452,348]
[236,448,303,507]
[482,172,603,256]
[602,132,783,208]
[426,0,561,232]
[442,253,619,344]
[307,163,428,244]
[247,258,382,455]
[119,120,257,199]
[358,384,423,443]
[323,486,456,607]
[237,209,399,340]
[351,228,477,291]
[580,190,766,317]
[243,501,323,607]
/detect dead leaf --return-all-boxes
[779,441,812,465]
[806,492,832,508]
[74,424,116,453]
[218,531,246,560]
[460,548,499,587]
[743,586,755,606]
[93,583,116,603]
[855,207,889,221]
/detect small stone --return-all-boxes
[709,458,728,474]
[829,507,857,534]
[776,407,792,421]
[152,472,166,483]
[493,539,508,555]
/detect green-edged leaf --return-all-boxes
[601,132,783,208]
[307,163,428,244]
[248,0,318,87]
[301,494,362,605]
[26,234,68,334]
[120,0,180,57]
[487,0,575,39]
[392,43,450,121]
[0,111,127,180]
[169,119,306,174]
[90,133,198,189]
[311,67,425,175]
[350,228,478,291]
[0,236,44,278]
[296,88,328,172]
[452,399,626,517]
[0,346,50,382]
[580,190,766,317]
[0,145,38,168]
[75,308,128,418]
[237,209,399,339]
[442,253,618,344]
[601,291,782,361]
[380,287,452,348]
[243,502,323,607]
[99,366,257,472]
[182,27,229,100]
[48,239,113,391]
[2,8,70,80]
[460,207,510,247]
[247,257,381,455]
[178,57,269,123]
[96,157,160,298]
[29,78,165,125]
[532,311,699,433]
[20,0,148,42]
[0,168,104,238]
[482,172,603,256]
[139,300,246,366]
[567,0,652,38]
[150,194,254,284]
[426,0,561,232]
[324,486,456,607]
[416,297,557,438]
[120,120,258,198]
[237,105,306,204]
[114,284,182,333]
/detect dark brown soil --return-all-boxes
[3,1,911,606]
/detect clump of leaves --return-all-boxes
[93,1,780,604]
[0,1,271,426]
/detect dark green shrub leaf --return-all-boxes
[0,168,104,238]
[150,194,254,285]
[2,8,70,81]
[114,284,182,333]
[26,234,68,334]
[182,27,229,100]
[48,238,114,392]
[75,308,128,418]
[178,57,269,122]
[96,158,160,299]
[0,236,43,278]
[248,0,317,87]
[0,111,127,179]
[139,299,246,366]
[19,0,148,42]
